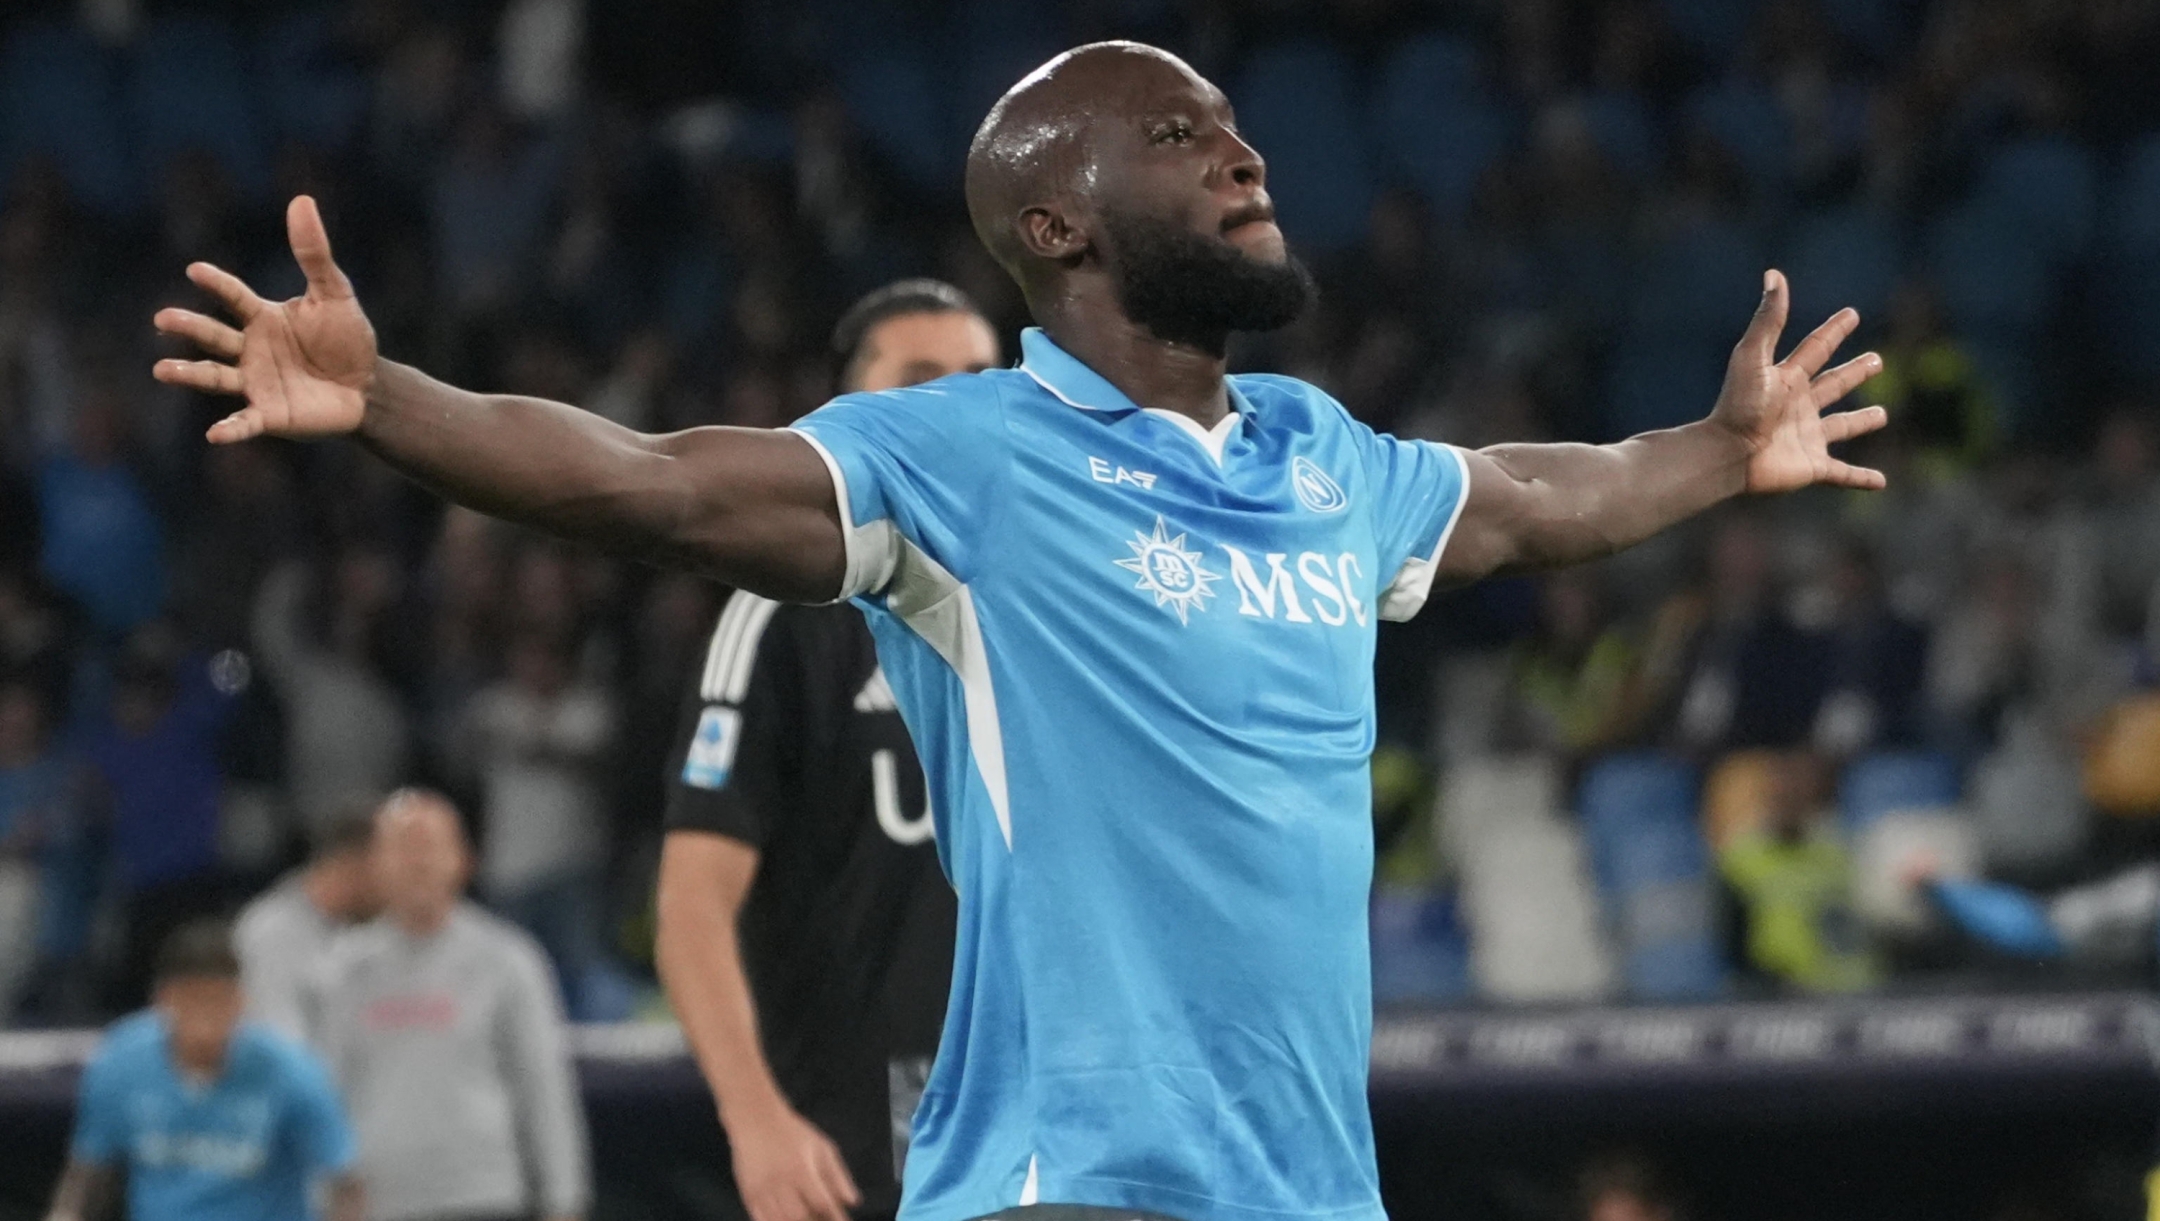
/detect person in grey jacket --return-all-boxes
[310,789,589,1221]
[234,806,379,1041]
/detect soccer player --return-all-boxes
[655,281,999,1221]
[152,41,1887,1221]
[47,920,362,1221]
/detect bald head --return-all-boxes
[966,42,1216,276]
[373,789,469,933]
[962,41,1309,351]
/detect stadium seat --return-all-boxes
[2098,135,2160,380]
[1975,136,2098,262]
[255,8,371,151]
[1926,199,2053,338]
[1459,806,1617,1003]
[1816,0,1909,60]
[1603,336,1726,441]
[1579,753,1705,893]
[1579,754,1723,1000]
[949,0,1067,175]
[1617,883,1725,1000]
[1659,0,1763,59]
[1436,753,1562,863]
[1838,750,1960,832]
[128,15,272,200]
[1233,40,1376,252]
[831,29,950,190]
[1580,91,1663,182]
[1627,214,1765,342]
[0,22,136,215]
[1685,76,1790,192]
[1373,34,1510,219]
[1371,886,1473,1005]
[1782,205,1902,329]
[1968,715,2087,876]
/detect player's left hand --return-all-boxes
[1710,269,1890,494]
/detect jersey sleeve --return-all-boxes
[662,595,800,848]
[1353,423,1471,622]
[69,1040,128,1165]
[789,379,1008,602]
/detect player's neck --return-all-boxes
[1038,301,1231,428]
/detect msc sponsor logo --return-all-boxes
[1115,516,1220,625]
[1114,517,1371,628]
[1291,456,1348,514]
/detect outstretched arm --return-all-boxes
[154,197,846,602]
[1439,271,1888,582]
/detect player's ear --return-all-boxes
[1017,204,1089,264]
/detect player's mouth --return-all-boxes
[1221,201,1285,258]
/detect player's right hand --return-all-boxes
[728,1099,863,1221]
[153,194,377,444]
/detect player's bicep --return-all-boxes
[652,427,848,603]
[1432,445,1542,584]
[1436,441,1631,582]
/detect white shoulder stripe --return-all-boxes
[699,598,752,700]
[700,593,780,702]
[721,596,781,704]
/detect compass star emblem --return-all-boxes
[1114,516,1220,625]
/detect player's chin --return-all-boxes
[1224,220,1288,264]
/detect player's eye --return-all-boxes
[1154,121,1195,145]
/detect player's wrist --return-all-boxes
[716,1077,794,1130]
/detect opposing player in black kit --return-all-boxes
[656,281,1002,1221]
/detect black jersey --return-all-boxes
[664,591,956,1215]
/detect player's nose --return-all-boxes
[1222,128,1266,192]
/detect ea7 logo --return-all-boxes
[1291,456,1348,513]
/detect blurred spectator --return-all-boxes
[1668,516,1832,753]
[1858,282,1999,475]
[82,626,244,1009]
[311,791,590,1221]
[233,806,379,1041]
[453,629,617,1018]
[1811,537,1928,756]
[252,556,412,839]
[47,919,363,1221]
[1497,568,1644,760]
[1577,1149,1682,1221]
[1717,752,1878,994]
[35,381,164,638]
[1926,551,2041,753]
[0,677,68,1019]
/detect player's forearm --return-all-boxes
[1478,419,1751,573]
[355,360,845,599]
[358,360,704,557]
[655,884,789,1124]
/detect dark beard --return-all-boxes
[1100,209,1316,356]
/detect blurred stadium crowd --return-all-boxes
[0,0,2158,1027]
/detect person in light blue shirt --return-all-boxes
[47,919,362,1221]
[156,39,1888,1221]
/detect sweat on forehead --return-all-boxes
[964,41,1212,269]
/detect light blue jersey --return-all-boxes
[793,328,1469,1221]
[72,1012,356,1221]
